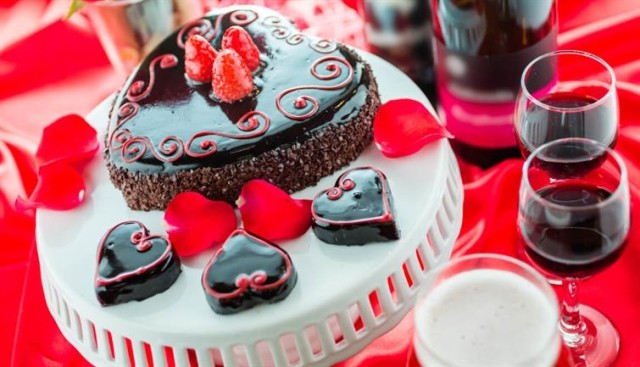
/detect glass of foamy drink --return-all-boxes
[414,254,560,367]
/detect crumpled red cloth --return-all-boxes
[1,1,640,366]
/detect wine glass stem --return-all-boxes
[559,277,588,348]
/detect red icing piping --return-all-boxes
[230,9,259,26]
[114,111,269,163]
[311,167,395,225]
[177,19,215,49]
[326,178,356,200]
[184,111,270,158]
[310,39,337,53]
[126,54,178,102]
[176,10,258,49]
[276,56,354,121]
[95,221,174,287]
[262,15,337,53]
[327,187,343,200]
[201,229,294,300]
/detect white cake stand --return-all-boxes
[36,51,463,367]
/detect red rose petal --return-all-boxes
[36,114,99,169]
[238,180,312,241]
[164,192,237,257]
[373,99,453,158]
[15,164,86,212]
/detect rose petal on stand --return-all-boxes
[35,114,99,169]
[373,99,452,158]
[15,164,86,212]
[164,192,237,257]
[237,180,312,242]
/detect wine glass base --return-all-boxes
[562,305,620,367]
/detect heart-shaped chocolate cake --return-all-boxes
[311,166,399,245]
[106,6,380,210]
[201,229,297,315]
[95,221,181,306]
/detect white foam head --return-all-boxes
[414,268,560,367]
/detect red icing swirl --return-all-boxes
[114,111,269,163]
[177,10,258,48]
[95,221,174,286]
[126,54,178,102]
[262,15,337,53]
[326,178,356,201]
[202,229,294,300]
[234,270,268,290]
[184,111,270,159]
[276,56,354,121]
[327,188,343,200]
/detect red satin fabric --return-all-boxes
[1,1,640,366]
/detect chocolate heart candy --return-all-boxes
[95,221,181,306]
[202,229,297,315]
[311,166,399,245]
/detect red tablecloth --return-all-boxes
[2,1,640,366]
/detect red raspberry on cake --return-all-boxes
[185,35,217,82]
[221,26,261,71]
[211,49,254,103]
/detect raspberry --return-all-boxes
[211,49,254,103]
[221,26,260,71]
[185,35,217,82]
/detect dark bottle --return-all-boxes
[358,0,436,101]
[432,0,557,167]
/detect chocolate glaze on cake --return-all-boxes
[106,6,380,210]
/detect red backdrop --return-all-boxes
[1,1,640,366]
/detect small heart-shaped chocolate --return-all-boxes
[95,221,181,306]
[311,166,399,245]
[202,229,297,315]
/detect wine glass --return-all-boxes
[515,50,618,158]
[413,254,560,367]
[518,138,630,366]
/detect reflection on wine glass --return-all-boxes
[413,254,560,367]
[515,50,618,158]
[518,138,629,366]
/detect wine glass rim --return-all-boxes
[414,253,560,366]
[520,49,617,113]
[521,137,628,211]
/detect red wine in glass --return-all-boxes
[520,183,627,278]
[518,92,617,177]
[517,92,618,158]
[515,50,619,165]
[518,138,629,366]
